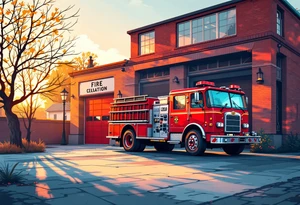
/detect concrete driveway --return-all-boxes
[0,145,300,205]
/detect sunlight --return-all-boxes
[128,189,144,197]
[92,183,117,195]
[36,165,47,180]
[35,183,53,199]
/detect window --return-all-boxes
[174,95,186,110]
[204,14,216,41]
[177,8,236,47]
[178,21,191,47]
[277,10,283,36]
[53,114,57,120]
[139,67,169,79]
[191,93,204,108]
[219,9,236,38]
[192,18,203,44]
[139,31,155,55]
[276,55,283,81]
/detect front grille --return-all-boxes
[225,113,241,133]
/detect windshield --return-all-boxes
[206,90,247,110]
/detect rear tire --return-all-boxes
[154,143,175,152]
[122,129,140,152]
[223,144,245,155]
[185,129,206,156]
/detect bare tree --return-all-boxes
[0,0,79,147]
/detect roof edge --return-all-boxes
[127,0,243,35]
[281,0,300,20]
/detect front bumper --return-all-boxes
[210,135,261,144]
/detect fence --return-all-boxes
[0,117,70,144]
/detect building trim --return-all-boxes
[127,0,299,35]
[127,0,243,34]
[131,32,299,69]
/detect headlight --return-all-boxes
[242,123,249,128]
[216,122,224,128]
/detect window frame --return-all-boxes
[139,31,155,55]
[177,8,236,47]
[276,8,284,37]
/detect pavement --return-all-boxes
[0,145,299,205]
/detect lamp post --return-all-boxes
[60,88,68,145]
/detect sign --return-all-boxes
[80,77,114,96]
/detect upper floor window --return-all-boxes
[177,8,236,47]
[139,31,155,55]
[277,9,283,36]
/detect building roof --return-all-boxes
[127,0,300,35]
[46,103,70,112]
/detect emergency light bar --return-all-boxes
[229,84,241,90]
[196,81,215,87]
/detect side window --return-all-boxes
[173,95,186,110]
[53,114,57,120]
[191,93,204,108]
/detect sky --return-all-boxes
[57,0,300,65]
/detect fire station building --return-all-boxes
[68,0,300,145]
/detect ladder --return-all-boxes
[113,95,148,104]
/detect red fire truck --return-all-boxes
[107,81,261,156]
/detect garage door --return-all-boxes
[85,94,113,144]
[140,80,169,97]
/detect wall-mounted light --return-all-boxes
[173,76,180,84]
[256,68,264,84]
[277,43,282,53]
[71,94,75,99]
[117,90,122,98]
[121,59,129,72]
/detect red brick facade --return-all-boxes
[70,0,299,145]
[126,0,300,135]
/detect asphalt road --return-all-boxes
[0,145,299,205]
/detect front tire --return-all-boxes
[223,144,245,155]
[122,129,140,152]
[154,143,175,152]
[185,130,206,156]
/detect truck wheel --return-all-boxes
[154,144,174,152]
[223,144,245,155]
[185,130,206,156]
[122,129,140,152]
[137,143,146,152]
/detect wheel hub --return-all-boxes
[188,135,198,151]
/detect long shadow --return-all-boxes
[1,146,299,205]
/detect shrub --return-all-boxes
[22,138,45,153]
[279,132,300,153]
[0,138,45,154]
[0,162,24,185]
[250,129,276,153]
[0,142,22,154]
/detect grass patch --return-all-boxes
[0,162,24,185]
[0,138,45,154]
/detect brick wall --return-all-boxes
[0,117,70,144]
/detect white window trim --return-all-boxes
[177,8,236,47]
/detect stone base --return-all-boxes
[68,134,84,145]
[268,134,283,149]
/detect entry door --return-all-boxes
[85,95,113,144]
[169,94,188,133]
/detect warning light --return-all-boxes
[229,84,241,90]
[196,81,215,87]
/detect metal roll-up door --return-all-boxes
[140,80,169,97]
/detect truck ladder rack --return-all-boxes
[113,95,148,104]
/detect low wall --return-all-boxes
[0,117,70,145]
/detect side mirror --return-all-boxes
[246,97,248,105]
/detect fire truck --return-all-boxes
[107,81,261,156]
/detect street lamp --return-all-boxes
[60,88,68,145]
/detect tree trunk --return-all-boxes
[4,108,23,147]
[26,122,31,142]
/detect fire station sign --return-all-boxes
[79,77,114,96]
